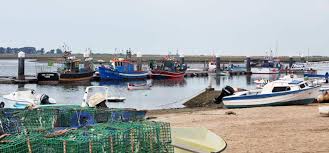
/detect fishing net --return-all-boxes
[0,107,173,153]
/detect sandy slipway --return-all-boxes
[149,104,329,153]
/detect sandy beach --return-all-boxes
[149,104,329,153]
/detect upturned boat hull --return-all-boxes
[171,127,227,153]
[319,106,329,116]
[223,86,320,109]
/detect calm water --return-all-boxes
[0,59,302,110]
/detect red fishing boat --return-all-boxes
[150,70,185,79]
[150,55,187,79]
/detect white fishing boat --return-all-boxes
[292,61,329,71]
[171,127,227,153]
[127,82,152,90]
[0,89,56,108]
[222,79,320,108]
[81,86,126,107]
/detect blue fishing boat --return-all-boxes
[98,58,149,80]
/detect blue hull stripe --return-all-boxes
[224,98,314,109]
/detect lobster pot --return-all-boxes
[0,134,41,153]
[107,121,174,153]
[0,108,23,134]
[17,108,58,132]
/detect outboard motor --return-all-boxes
[40,94,55,105]
[96,100,108,108]
[215,86,235,104]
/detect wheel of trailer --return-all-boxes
[0,102,4,108]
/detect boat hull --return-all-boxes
[319,106,329,116]
[59,71,95,83]
[127,84,152,90]
[151,70,185,79]
[223,86,320,109]
[37,72,59,85]
[171,127,227,153]
[251,67,281,74]
[99,67,149,80]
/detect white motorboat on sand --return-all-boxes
[217,78,320,109]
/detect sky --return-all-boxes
[0,0,328,56]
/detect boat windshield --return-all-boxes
[272,86,291,92]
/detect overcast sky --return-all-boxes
[0,0,328,56]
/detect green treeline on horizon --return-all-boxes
[0,47,63,54]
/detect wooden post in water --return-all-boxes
[17,51,25,81]
[137,52,142,71]
[246,56,251,74]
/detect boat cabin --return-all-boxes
[109,58,135,73]
[260,80,310,94]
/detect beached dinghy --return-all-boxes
[171,127,227,153]
[221,79,320,108]
[0,89,56,108]
[127,82,152,90]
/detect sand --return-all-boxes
[149,104,329,153]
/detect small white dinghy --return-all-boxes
[1,89,56,108]
[127,83,152,90]
[171,127,227,153]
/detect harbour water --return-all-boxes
[0,59,316,110]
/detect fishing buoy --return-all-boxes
[317,94,324,102]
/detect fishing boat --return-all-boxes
[127,82,152,90]
[98,58,149,80]
[221,78,320,108]
[171,127,227,153]
[58,49,95,83]
[37,72,59,85]
[0,89,56,108]
[150,56,187,79]
[250,53,283,74]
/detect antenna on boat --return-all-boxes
[275,40,279,57]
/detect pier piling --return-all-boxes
[180,54,185,64]
[289,56,294,68]
[216,55,221,73]
[246,56,251,73]
[17,51,25,81]
[137,52,142,71]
